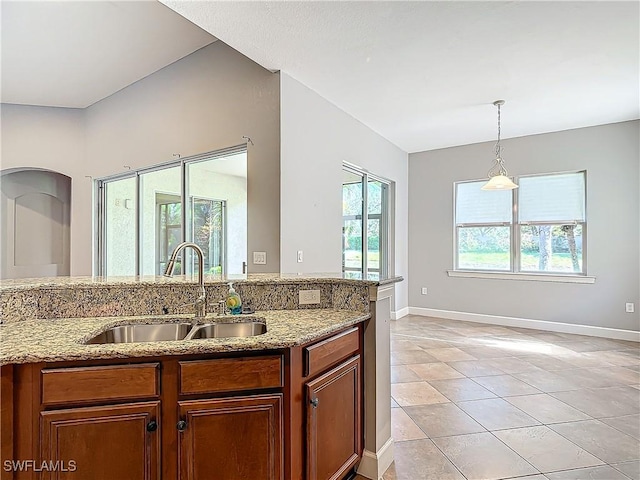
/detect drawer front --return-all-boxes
[179,355,283,395]
[304,327,359,378]
[41,363,159,406]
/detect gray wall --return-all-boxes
[409,121,639,331]
[2,42,280,275]
[280,74,409,311]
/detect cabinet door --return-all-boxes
[178,394,283,480]
[40,401,160,480]
[306,356,361,480]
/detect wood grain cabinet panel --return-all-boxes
[178,395,283,480]
[40,401,160,480]
[304,327,359,378]
[41,363,159,406]
[306,356,361,480]
[179,356,282,395]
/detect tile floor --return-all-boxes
[355,315,640,480]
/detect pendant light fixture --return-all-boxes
[481,100,518,190]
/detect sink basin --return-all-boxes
[86,323,193,344]
[185,321,267,340]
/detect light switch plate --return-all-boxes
[299,289,320,305]
[253,251,267,265]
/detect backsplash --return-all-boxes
[0,278,372,323]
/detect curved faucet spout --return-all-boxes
[164,242,207,318]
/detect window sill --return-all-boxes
[447,270,596,284]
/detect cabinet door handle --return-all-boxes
[146,420,158,432]
[310,398,319,408]
[177,420,188,431]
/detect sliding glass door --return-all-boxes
[97,148,246,277]
[342,166,390,280]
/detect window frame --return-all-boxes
[453,170,588,277]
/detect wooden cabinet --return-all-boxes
[306,357,361,480]
[40,402,160,480]
[178,395,282,480]
[5,325,363,480]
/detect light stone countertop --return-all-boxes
[0,308,370,366]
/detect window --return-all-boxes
[454,171,586,275]
[342,165,390,280]
[97,148,246,276]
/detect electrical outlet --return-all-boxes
[297,250,303,263]
[421,287,428,295]
[253,251,267,265]
[626,303,635,313]
[299,289,320,305]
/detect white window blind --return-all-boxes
[456,181,512,224]
[518,172,585,222]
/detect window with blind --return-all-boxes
[454,171,586,274]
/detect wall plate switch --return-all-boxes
[626,303,635,313]
[421,287,428,295]
[299,289,320,305]
[297,250,303,263]
[253,251,267,265]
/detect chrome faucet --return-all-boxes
[164,242,207,318]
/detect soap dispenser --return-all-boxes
[225,282,242,315]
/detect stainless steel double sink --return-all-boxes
[85,318,267,344]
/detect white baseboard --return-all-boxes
[357,437,394,480]
[408,307,640,342]
[391,307,409,320]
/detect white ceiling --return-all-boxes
[161,1,639,153]
[1,0,215,108]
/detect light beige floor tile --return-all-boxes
[612,460,640,480]
[472,374,542,397]
[407,362,464,381]
[447,359,507,377]
[391,381,450,407]
[600,414,640,439]
[424,347,477,362]
[483,356,542,374]
[513,370,581,392]
[392,439,465,480]
[391,407,428,441]
[428,377,497,402]
[545,465,631,480]
[586,366,640,385]
[554,368,626,389]
[550,419,640,464]
[588,350,640,367]
[504,393,591,424]
[391,397,400,408]
[494,425,603,473]
[558,341,612,353]
[457,345,513,359]
[518,355,576,371]
[562,352,614,367]
[404,403,485,438]
[457,398,541,431]
[391,365,423,384]
[551,386,640,418]
[391,349,439,365]
[433,432,539,480]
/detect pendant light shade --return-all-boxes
[482,100,518,191]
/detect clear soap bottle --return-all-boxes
[225,282,242,315]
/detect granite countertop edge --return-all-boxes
[0,274,404,292]
[0,309,370,366]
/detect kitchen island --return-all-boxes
[0,274,401,480]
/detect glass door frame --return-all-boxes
[342,163,391,280]
[95,145,245,276]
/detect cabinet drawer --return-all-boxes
[41,363,159,406]
[179,356,283,395]
[304,327,359,378]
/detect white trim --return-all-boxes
[408,307,640,342]
[391,307,409,320]
[448,270,596,284]
[357,437,394,480]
